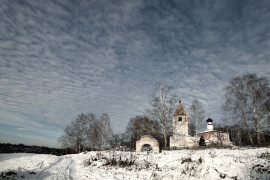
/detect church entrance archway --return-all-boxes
[141,144,153,152]
[136,135,160,152]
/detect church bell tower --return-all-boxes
[173,101,189,136]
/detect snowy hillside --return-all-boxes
[0,147,269,180]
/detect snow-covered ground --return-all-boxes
[0,147,269,180]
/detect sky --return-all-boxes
[0,0,270,148]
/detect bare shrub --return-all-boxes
[83,159,92,166]
[181,157,193,164]
[181,163,199,177]
[0,169,36,179]
[84,152,137,168]
[0,170,17,179]
[209,149,217,158]
[198,157,203,164]
[250,164,270,180]
[258,152,270,160]
[104,153,137,167]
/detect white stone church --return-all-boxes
[136,101,232,152]
[170,101,232,148]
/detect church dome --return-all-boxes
[206,118,213,123]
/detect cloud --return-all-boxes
[17,128,30,131]
[0,0,270,146]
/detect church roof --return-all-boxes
[206,118,213,122]
[174,101,187,117]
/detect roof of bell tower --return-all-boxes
[174,101,187,117]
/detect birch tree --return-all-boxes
[85,113,96,150]
[99,113,113,150]
[243,73,270,145]
[189,98,205,144]
[224,77,254,145]
[71,113,87,153]
[58,114,87,153]
[58,112,113,151]
[147,82,178,149]
[224,73,270,146]
[58,124,77,151]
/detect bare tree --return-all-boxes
[188,123,195,136]
[92,120,102,150]
[108,133,122,148]
[147,82,178,149]
[58,112,113,152]
[243,74,270,145]
[266,92,270,129]
[74,113,88,152]
[99,113,113,150]
[224,77,254,145]
[85,113,96,150]
[125,116,160,150]
[224,73,270,146]
[228,124,243,146]
[58,124,76,150]
[58,114,86,153]
[189,98,205,145]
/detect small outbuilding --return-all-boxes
[136,135,160,152]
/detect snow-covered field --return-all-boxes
[0,147,269,180]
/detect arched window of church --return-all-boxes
[178,117,182,121]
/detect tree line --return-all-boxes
[58,113,112,153]
[0,143,73,156]
[59,73,270,152]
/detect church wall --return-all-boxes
[197,131,232,147]
[170,135,195,148]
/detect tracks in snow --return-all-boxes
[35,156,77,180]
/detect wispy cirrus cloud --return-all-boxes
[17,128,30,131]
[0,0,270,147]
